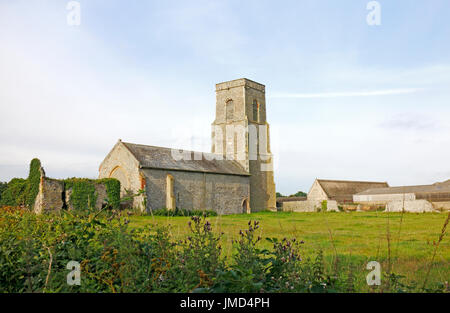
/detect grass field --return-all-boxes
[130,211,449,291]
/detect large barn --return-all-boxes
[354,180,450,212]
[99,78,276,214]
[308,179,389,203]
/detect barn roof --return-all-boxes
[316,179,389,202]
[276,196,307,203]
[121,141,250,176]
[355,182,450,196]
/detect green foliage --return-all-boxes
[0,182,7,203]
[64,178,98,211]
[151,208,218,217]
[289,191,307,197]
[63,178,121,211]
[24,159,42,209]
[276,192,284,198]
[0,210,446,293]
[0,158,42,208]
[98,179,121,209]
[0,178,27,206]
[316,200,328,212]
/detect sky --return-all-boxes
[1,0,450,195]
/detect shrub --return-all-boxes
[0,159,43,208]
[0,182,7,203]
[151,208,217,217]
[0,210,445,293]
[0,178,27,207]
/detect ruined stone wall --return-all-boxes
[64,183,108,211]
[34,176,119,214]
[34,177,64,214]
[142,169,250,215]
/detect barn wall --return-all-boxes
[307,180,328,202]
[282,200,318,212]
[386,200,436,213]
[432,201,450,211]
[353,193,415,204]
[142,169,250,215]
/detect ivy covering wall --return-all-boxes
[25,158,42,209]
[0,158,42,208]
[63,178,121,210]
[0,158,121,212]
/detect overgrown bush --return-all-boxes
[0,178,27,207]
[0,182,7,204]
[0,159,42,208]
[151,208,218,217]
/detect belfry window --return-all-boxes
[226,99,234,121]
[252,100,259,122]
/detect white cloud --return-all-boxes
[270,88,423,99]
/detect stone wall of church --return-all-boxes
[142,169,250,215]
[98,141,145,210]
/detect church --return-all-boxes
[99,78,277,214]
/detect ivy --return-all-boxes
[0,158,120,212]
[0,178,27,206]
[97,178,121,210]
[0,158,42,208]
[64,178,120,211]
[64,178,98,211]
[24,158,42,209]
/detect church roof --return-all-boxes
[316,179,389,202]
[122,141,250,176]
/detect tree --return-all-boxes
[289,191,307,198]
[0,182,7,204]
[0,178,27,206]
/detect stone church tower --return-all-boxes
[212,78,277,211]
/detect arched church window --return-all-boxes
[252,99,259,122]
[109,166,129,196]
[226,99,234,121]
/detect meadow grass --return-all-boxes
[130,211,449,292]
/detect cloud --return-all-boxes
[270,88,423,99]
[379,114,439,131]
